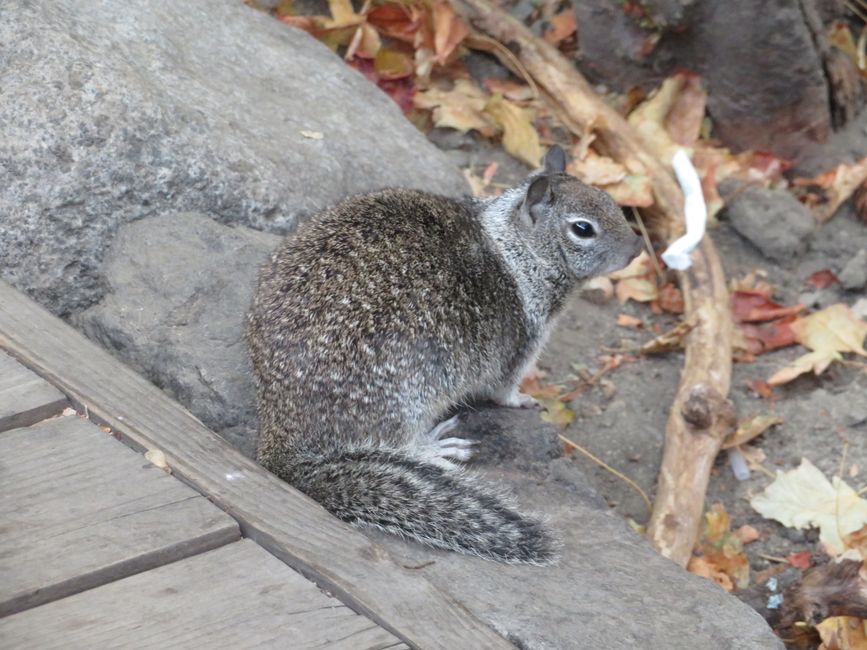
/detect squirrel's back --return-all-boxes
[248,149,640,564]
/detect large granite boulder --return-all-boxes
[74,213,280,457]
[0,0,466,316]
[76,211,783,648]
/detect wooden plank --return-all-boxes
[0,415,240,616]
[0,279,512,650]
[0,540,407,649]
[0,349,66,431]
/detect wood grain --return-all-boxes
[0,540,407,649]
[0,415,240,616]
[0,350,67,432]
[0,280,512,650]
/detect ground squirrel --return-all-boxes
[248,146,642,564]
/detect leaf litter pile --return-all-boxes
[252,1,867,646]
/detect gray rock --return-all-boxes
[74,213,281,457]
[373,473,783,650]
[78,211,781,647]
[839,249,867,290]
[572,0,835,164]
[0,0,466,316]
[723,187,816,263]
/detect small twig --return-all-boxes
[757,553,789,564]
[559,433,652,512]
[846,0,867,23]
[464,32,540,99]
[631,207,664,281]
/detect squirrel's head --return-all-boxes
[519,146,643,279]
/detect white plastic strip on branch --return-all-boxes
[661,149,707,270]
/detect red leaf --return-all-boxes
[738,316,798,355]
[786,551,813,569]
[806,269,839,289]
[745,379,774,400]
[732,290,805,323]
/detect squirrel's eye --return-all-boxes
[571,220,596,239]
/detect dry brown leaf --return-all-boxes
[817,616,867,650]
[688,503,750,591]
[617,313,643,329]
[795,157,867,222]
[615,277,658,304]
[542,11,577,46]
[414,79,497,135]
[722,414,783,449]
[484,94,542,167]
[768,304,867,385]
[601,174,655,208]
[792,304,867,356]
[567,150,627,186]
[432,0,469,65]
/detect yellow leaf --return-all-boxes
[768,350,841,386]
[615,277,658,304]
[324,0,362,28]
[792,304,867,356]
[566,151,627,185]
[539,398,575,428]
[484,94,542,168]
[602,174,655,208]
[751,458,867,555]
[722,414,783,449]
[414,79,496,135]
[816,616,867,650]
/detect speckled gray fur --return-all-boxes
[248,149,642,564]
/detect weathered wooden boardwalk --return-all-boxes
[0,280,511,649]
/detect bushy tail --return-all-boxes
[272,447,556,565]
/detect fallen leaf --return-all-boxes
[792,304,867,357]
[751,458,867,555]
[617,313,643,328]
[734,525,761,544]
[688,503,750,590]
[787,550,814,569]
[745,379,774,400]
[542,11,577,45]
[431,0,469,65]
[722,414,783,449]
[484,94,542,167]
[738,317,799,356]
[816,616,867,650]
[414,79,497,135]
[373,46,414,79]
[602,174,655,207]
[807,269,840,289]
[615,277,658,304]
[145,448,170,472]
[567,150,627,186]
[794,156,867,222]
[656,283,685,314]
[300,130,324,139]
[483,78,535,102]
[769,304,867,385]
[62,407,77,417]
[768,349,841,385]
[732,290,805,323]
[688,555,734,592]
[609,250,653,280]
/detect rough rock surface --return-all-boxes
[839,248,867,290]
[78,212,782,648]
[572,0,837,163]
[722,187,816,263]
[0,0,466,316]
[75,213,281,457]
[367,408,784,649]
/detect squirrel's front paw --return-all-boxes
[494,391,539,409]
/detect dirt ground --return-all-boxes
[429,116,867,633]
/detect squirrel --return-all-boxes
[247,146,643,565]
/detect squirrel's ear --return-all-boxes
[521,175,552,225]
[543,145,567,174]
